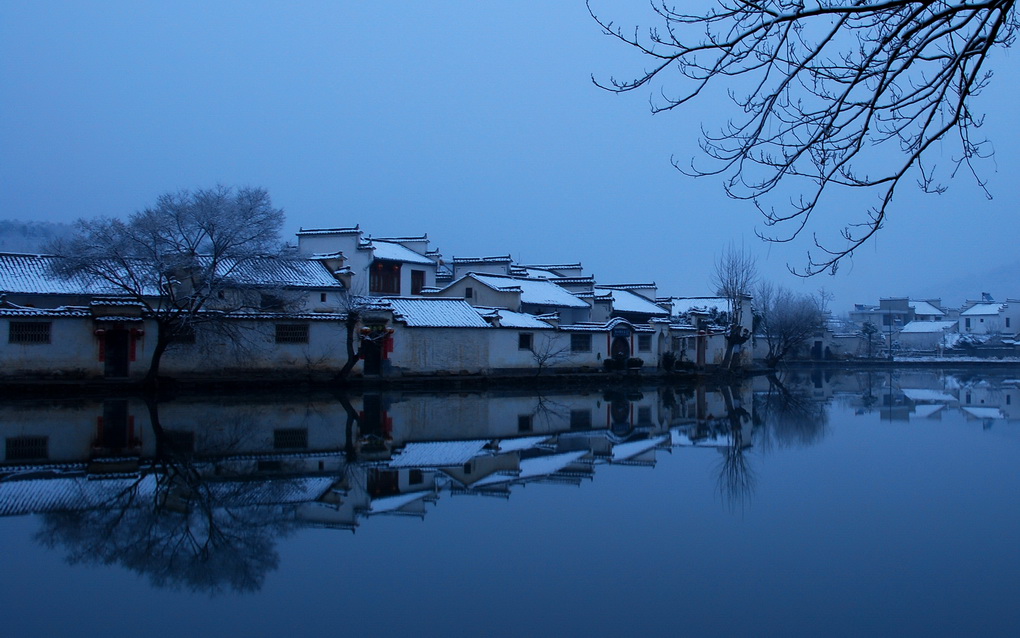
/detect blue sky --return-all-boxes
[2,1,1017,310]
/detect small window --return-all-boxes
[637,406,652,425]
[1007,318,1012,328]
[637,334,652,352]
[570,334,591,352]
[463,461,473,475]
[274,428,308,449]
[518,414,533,432]
[570,409,592,430]
[465,286,474,300]
[275,323,309,344]
[320,292,328,303]
[6,435,48,461]
[8,322,51,344]
[518,333,533,350]
[409,469,424,485]
[980,318,985,323]
[965,318,971,330]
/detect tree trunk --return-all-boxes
[144,329,172,389]
[336,315,361,381]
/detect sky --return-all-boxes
[1,1,1018,313]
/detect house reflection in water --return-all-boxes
[0,384,758,591]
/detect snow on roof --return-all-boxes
[0,305,90,318]
[452,255,512,264]
[559,317,654,333]
[471,273,589,309]
[909,300,945,316]
[389,440,491,467]
[912,404,945,418]
[961,303,1003,316]
[385,298,492,328]
[899,321,957,334]
[669,297,727,315]
[476,307,555,329]
[365,240,434,265]
[0,474,158,517]
[494,435,552,453]
[611,435,669,462]
[603,289,669,316]
[296,226,360,236]
[0,253,123,296]
[368,490,431,514]
[597,283,656,291]
[901,388,957,402]
[220,257,346,288]
[472,450,588,487]
[962,406,1004,419]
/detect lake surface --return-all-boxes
[2,369,1019,637]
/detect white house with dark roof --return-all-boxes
[295,226,439,296]
[428,272,593,324]
[898,320,959,352]
[960,300,1018,335]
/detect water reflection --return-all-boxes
[2,369,1018,594]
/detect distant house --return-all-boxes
[898,320,958,353]
[959,299,1019,336]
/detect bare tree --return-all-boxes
[755,281,824,367]
[711,244,758,369]
[528,333,572,376]
[590,1,1016,273]
[48,186,286,386]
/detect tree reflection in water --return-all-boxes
[33,399,303,594]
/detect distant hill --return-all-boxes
[0,220,73,253]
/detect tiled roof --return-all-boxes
[472,450,588,487]
[385,298,492,328]
[296,226,361,236]
[389,440,491,467]
[219,257,345,288]
[452,255,512,264]
[365,240,435,265]
[603,289,669,316]
[0,305,90,318]
[900,320,957,333]
[0,253,123,296]
[476,307,555,329]
[559,317,654,333]
[669,297,727,315]
[471,274,589,309]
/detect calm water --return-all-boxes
[1,370,1019,637]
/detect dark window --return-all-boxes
[570,409,592,430]
[8,322,51,344]
[409,469,424,485]
[518,414,533,432]
[274,428,308,449]
[260,294,285,310]
[411,270,426,295]
[275,324,309,344]
[464,286,474,300]
[638,334,652,352]
[1007,318,1012,328]
[463,461,472,475]
[570,334,591,352]
[638,406,652,425]
[320,292,328,303]
[518,333,533,350]
[6,436,48,461]
[965,318,971,329]
[1007,395,1012,405]
[370,261,401,294]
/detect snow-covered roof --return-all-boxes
[899,321,957,334]
[961,303,1003,316]
[452,255,512,264]
[909,300,945,317]
[0,474,158,517]
[389,440,490,467]
[364,240,434,265]
[901,388,957,402]
[296,226,361,236]
[476,307,555,329]
[470,273,589,309]
[219,257,346,288]
[669,297,727,316]
[472,450,588,487]
[385,298,491,328]
[559,317,654,333]
[610,435,669,462]
[0,253,123,296]
[0,305,91,318]
[602,289,668,316]
[368,490,431,514]
[962,406,1004,419]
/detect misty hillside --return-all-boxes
[0,220,73,253]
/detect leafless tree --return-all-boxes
[529,333,572,375]
[755,281,825,367]
[48,186,286,386]
[590,1,1017,274]
[711,244,758,369]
